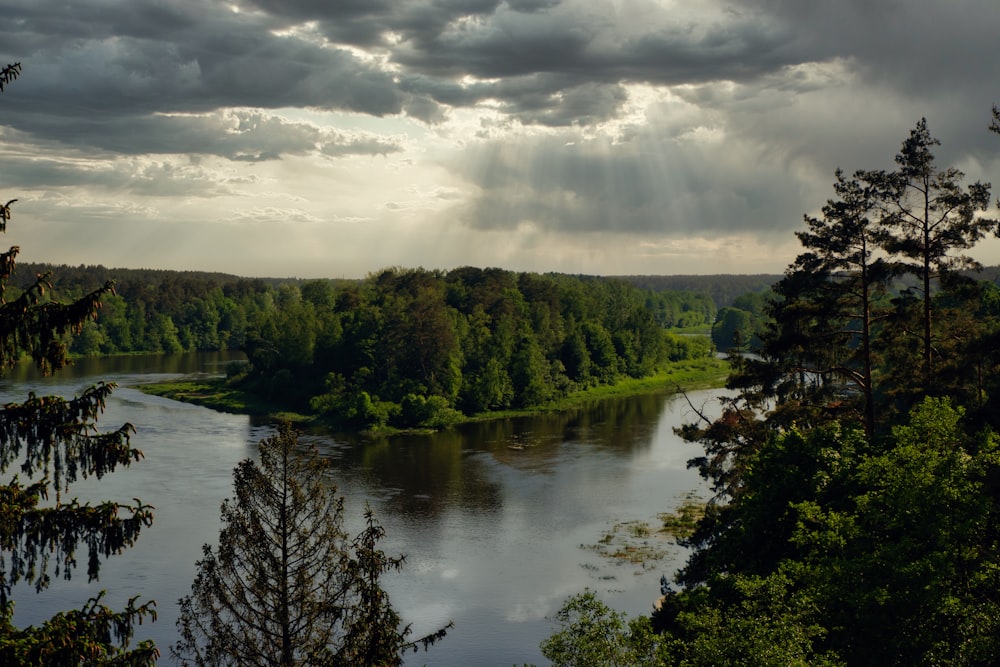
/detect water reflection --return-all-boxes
[0,351,246,385]
[318,391,676,522]
[0,353,722,666]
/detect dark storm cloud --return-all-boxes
[0,0,417,154]
[228,0,990,150]
[0,20,405,116]
[5,0,995,140]
[234,0,810,126]
[1,108,402,161]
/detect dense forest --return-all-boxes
[538,115,1000,666]
[12,263,724,358]
[10,262,752,356]
[12,263,723,429]
[618,273,781,309]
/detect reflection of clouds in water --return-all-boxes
[506,576,599,623]
[507,597,554,622]
[407,600,454,629]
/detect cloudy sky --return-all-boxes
[1,0,999,279]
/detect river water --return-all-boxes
[2,353,722,666]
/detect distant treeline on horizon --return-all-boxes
[14,261,787,308]
[17,259,1000,310]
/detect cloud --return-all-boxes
[449,124,815,239]
[0,0,998,277]
[0,0,410,118]
[3,108,403,162]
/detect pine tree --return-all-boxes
[0,62,157,665]
[873,119,997,392]
[173,423,449,667]
[766,169,895,437]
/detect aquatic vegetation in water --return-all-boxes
[582,491,707,571]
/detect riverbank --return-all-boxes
[138,356,730,429]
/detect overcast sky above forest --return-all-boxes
[1,0,999,278]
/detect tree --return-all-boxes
[874,119,997,392]
[661,113,1000,665]
[711,306,755,353]
[0,62,157,666]
[798,398,1000,665]
[539,590,669,667]
[765,169,893,437]
[173,424,449,667]
[657,571,844,667]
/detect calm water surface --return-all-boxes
[2,353,723,666]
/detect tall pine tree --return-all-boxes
[174,424,449,667]
[873,119,997,393]
[0,63,157,666]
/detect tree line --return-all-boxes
[10,263,721,358]
[238,267,714,429]
[537,113,1000,665]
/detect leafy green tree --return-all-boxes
[174,424,449,667]
[789,398,1000,665]
[0,62,156,666]
[539,590,669,667]
[711,306,753,353]
[667,398,1000,666]
[659,570,843,667]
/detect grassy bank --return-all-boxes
[139,380,311,423]
[138,356,730,428]
[471,357,729,422]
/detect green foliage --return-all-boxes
[540,114,1000,666]
[661,398,1000,666]
[243,268,682,428]
[711,306,756,352]
[540,590,670,667]
[786,398,1000,665]
[173,424,450,666]
[0,593,158,666]
[660,571,844,667]
[0,64,155,665]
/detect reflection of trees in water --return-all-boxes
[327,428,505,521]
[319,391,674,520]
[559,392,670,451]
[476,391,670,460]
[0,351,246,384]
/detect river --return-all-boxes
[2,352,723,665]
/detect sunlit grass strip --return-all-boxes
[139,380,311,422]
[568,358,729,399]
[476,357,730,421]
